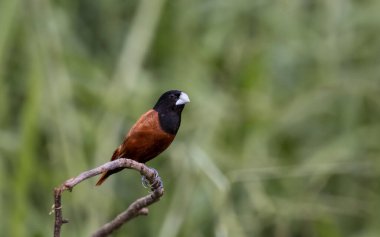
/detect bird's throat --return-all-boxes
[157,111,181,135]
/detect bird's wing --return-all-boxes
[109,109,158,161]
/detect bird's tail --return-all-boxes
[95,167,125,186]
[95,171,110,186]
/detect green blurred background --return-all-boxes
[1,0,380,236]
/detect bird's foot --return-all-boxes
[141,168,162,189]
[141,175,150,188]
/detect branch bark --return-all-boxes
[53,158,164,237]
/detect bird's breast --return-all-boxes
[122,110,176,163]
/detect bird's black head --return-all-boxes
[153,90,190,135]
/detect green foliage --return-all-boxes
[1,0,380,236]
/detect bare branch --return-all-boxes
[53,188,68,237]
[53,158,164,237]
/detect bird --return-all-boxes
[96,90,190,186]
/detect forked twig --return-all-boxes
[53,158,164,237]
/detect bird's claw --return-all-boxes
[151,168,159,178]
[141,168,162,189]
[141,175,150,188]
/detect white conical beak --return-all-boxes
[176,92,190,105]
